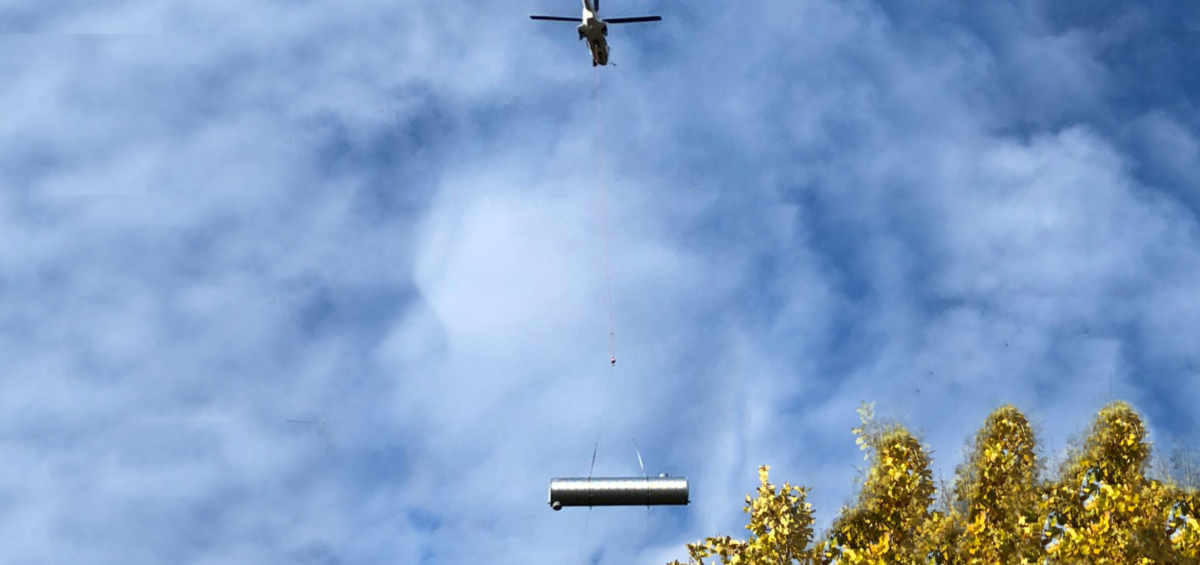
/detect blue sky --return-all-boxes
[1,0,1198,563]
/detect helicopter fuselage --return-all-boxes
[578,9,609,66]
[531,0,659,67]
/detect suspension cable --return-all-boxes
[571,67,620,565]
[596,67,616,369]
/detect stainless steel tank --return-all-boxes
[549,476,689,510]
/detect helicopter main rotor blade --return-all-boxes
[531,15,580,22]
[604,16,662,24]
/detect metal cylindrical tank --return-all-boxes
[548,476,689,510]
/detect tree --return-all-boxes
[667,464,816,565]
[1035,402,1190,564]
[668,401,1200,565]
[949,405,1042,564]
[811,402,936,565]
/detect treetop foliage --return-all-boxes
[669,401,1199,565]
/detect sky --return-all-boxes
[1,0,1199,563]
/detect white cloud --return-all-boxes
[2,1,1198,564]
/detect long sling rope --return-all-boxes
[575,65,620,565]
[575,65,612,565]
[575,66,651,565]
[597,67,616,368]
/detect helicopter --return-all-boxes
[531,0,662,66]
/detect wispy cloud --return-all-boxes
[1,0,1197,564]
